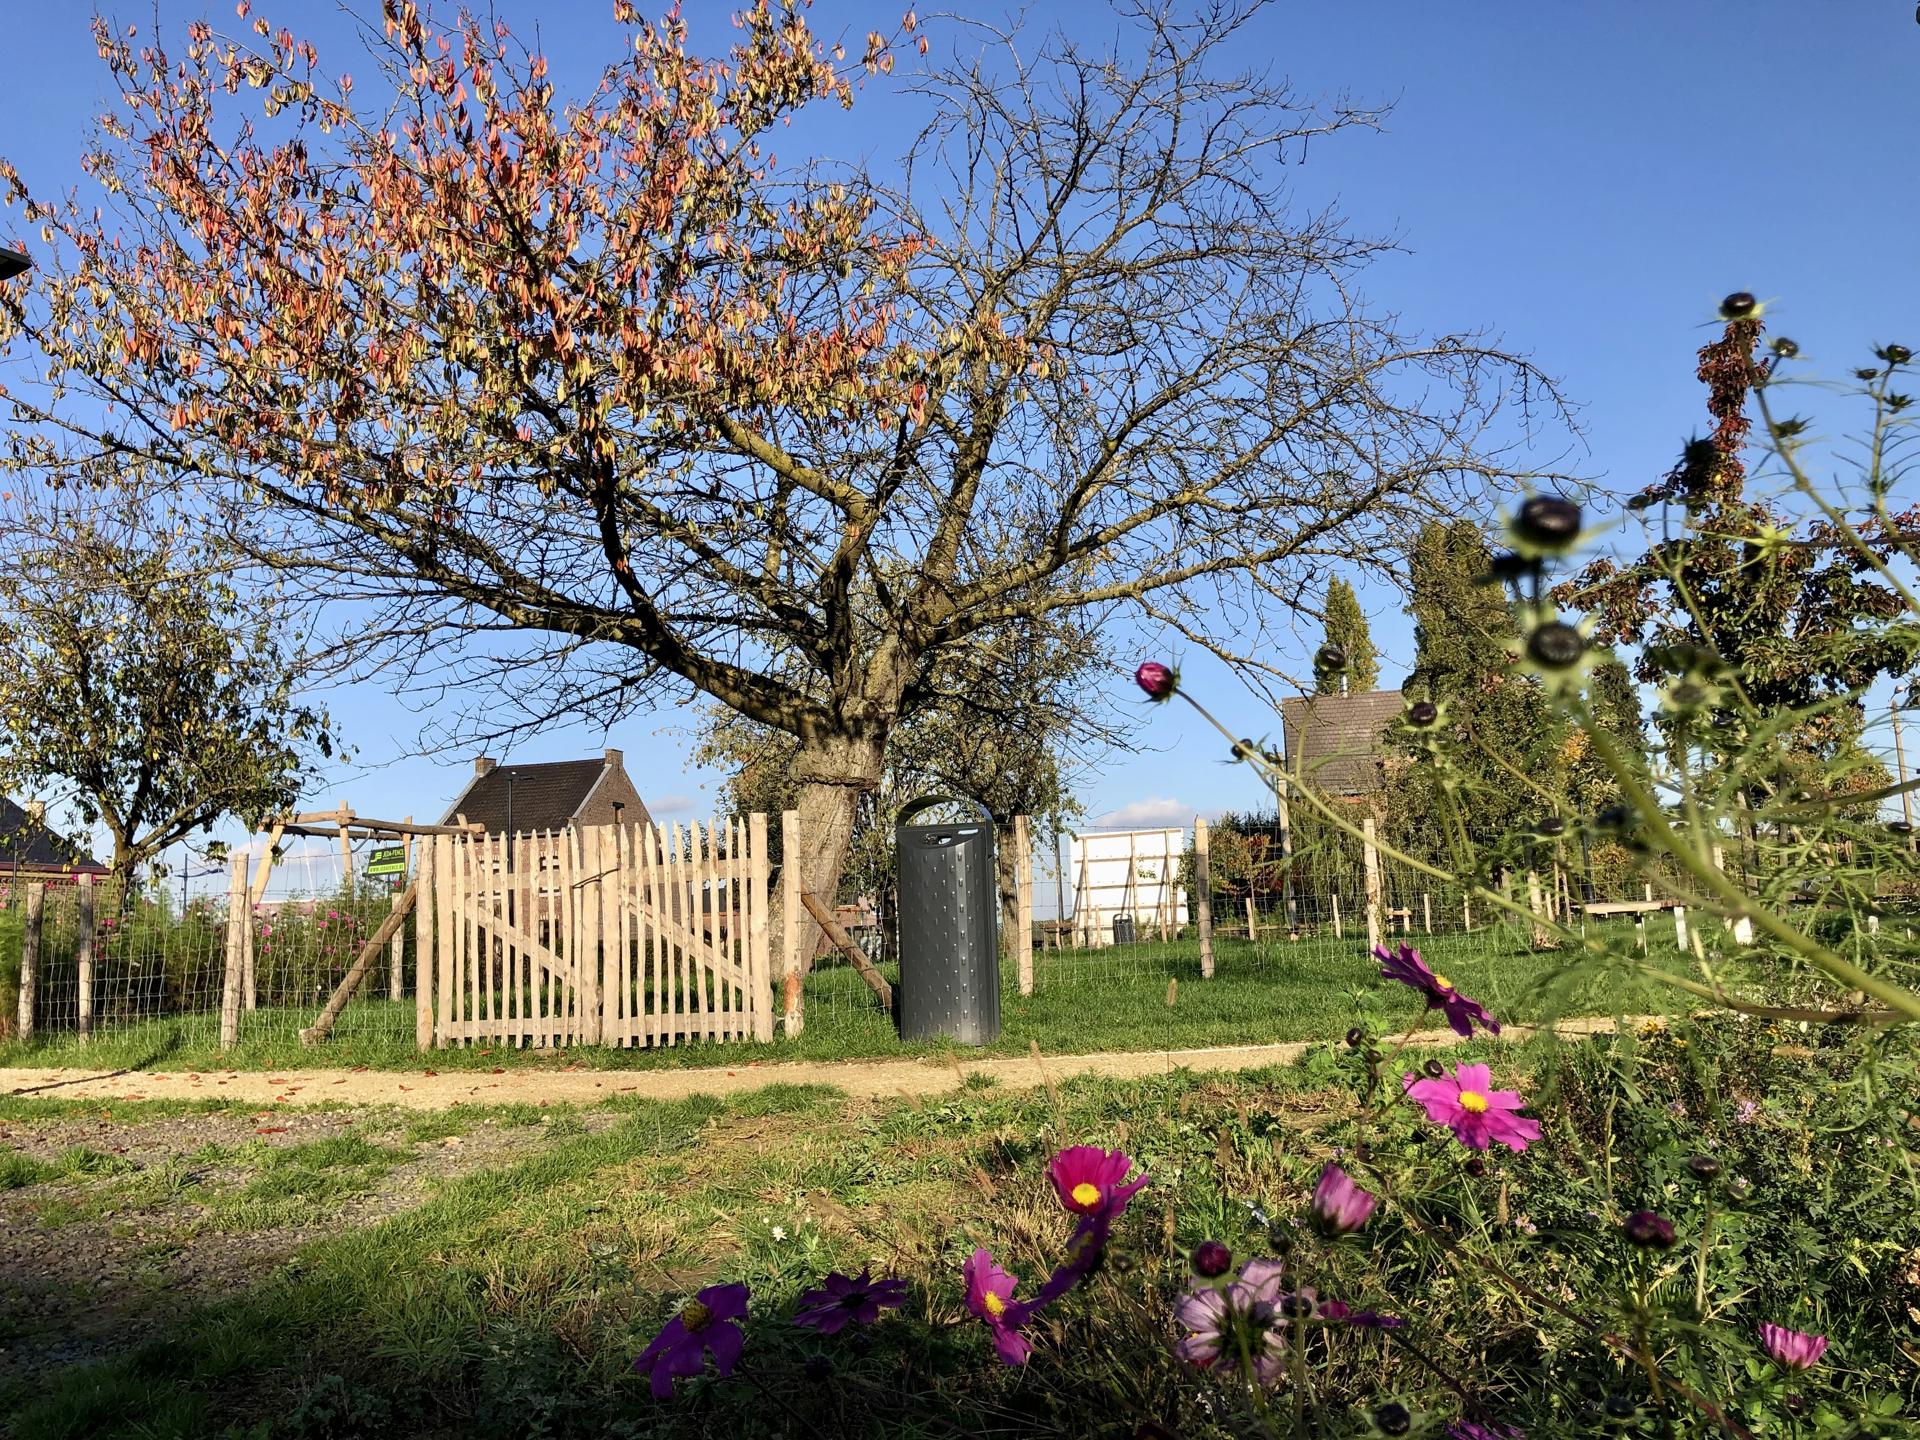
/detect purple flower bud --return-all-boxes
[1134,661,1176,701]
[1622,1210,1676,1248]
[1190,1240,1232,1278]
[1310,1163,1378,1236]
[1758,1323,1827,1372]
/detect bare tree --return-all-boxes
[0,2,1566,913]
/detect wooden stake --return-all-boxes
[1422,892,1432,934]
[243,819,283,1012]
[75,875,96,1046]
[781,808,803,1036]
[1274,784,1299,931]
[1332,891,1342,940]
[1361,818,1384,953]
[1245,893,1259,942]
[1194,818,1215,980]
[16,883,43,1042]
[1013,815,1035,996]
[336,805,354,891]
[301,879,419,1044]
[414,836,434,1050]
[390,816,412,1001]
[219,854,246,1050]
[1525,869,1553,949]
[750,812,772,1042]
[1674,904,1688,952]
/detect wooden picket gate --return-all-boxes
[421,816,772,1048]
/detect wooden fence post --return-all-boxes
[74,875,96,1046]
[780,808,803,1036]
[390,817,413,1001]
[1362,818,1384,953]
[1244,894,1258,942]
[1331,892,1342,939]
[16,883,44,1042]
[1422,892,1432,934]
[219,853,246,1050]
[749,812,772,1041]
[1194,818,1215,980]
[414,835,434,1050]
[1525,870,1553,949]
[1673,904,1688,952]
[1013,815,1035,996]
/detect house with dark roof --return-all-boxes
[0,796,109,889]
[439,750,652,835]
[1279,690,1405,798]
[438,750,654,925]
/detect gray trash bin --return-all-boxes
[1113,914,1136,945]
[895,796,1000,1045]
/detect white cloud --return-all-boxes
[1094,796,1198,828]
[649,793,697,816]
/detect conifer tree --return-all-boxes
[1316,579,1381,695]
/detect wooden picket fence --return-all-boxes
[419,816,773,1048]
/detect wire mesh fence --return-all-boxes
[1,839,423,1053]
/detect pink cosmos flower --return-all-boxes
[963,1248,1034,1365]
[1173,1257,1297,1386]
[634,1282,749,1399]
[1375,942,1501,1038]
[1403,1063,1542,1152]
[791,1269,908,1334]
[1048,1146,1149,1221]
[1758,1323,1827,1372]
[1310,1163,1378,1235]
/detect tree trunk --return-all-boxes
[778,728,888,982]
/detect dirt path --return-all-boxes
[0,1017,1624,1111]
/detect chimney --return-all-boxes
[474,757,496,776]
[603,748,623,769]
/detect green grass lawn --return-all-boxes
[0,920,1685,1073]
[0,1054,1414,1440]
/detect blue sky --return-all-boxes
[3,1,1917,892]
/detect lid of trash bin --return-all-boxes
[896,795,993,828]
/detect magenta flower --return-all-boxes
[791,1269,908,1334]
[1310,1163,1378,1235]
[1048,1146,1149,1221]
[634,1282,749,1399]
[1758,1323,1828,1372]
[1173,1257,1296,1386]
[1403,1063,1542,1152]
[963,1248,1034,1365]
[1135,660,1177,700]
[1375,942,1501,1038]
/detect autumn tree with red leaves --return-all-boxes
[0,1,1565,926]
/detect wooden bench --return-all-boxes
[1576,898,1682,953]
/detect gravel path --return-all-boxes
[0,1017,1623,1111]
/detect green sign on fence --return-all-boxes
[365,845,407,877]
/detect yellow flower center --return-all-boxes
[679,1299,713,1333]
[1432,973,1454,991]
[983,1291,1007,1319]
[1071,1182,1103,1209]
[1458,1090,1489,1114]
